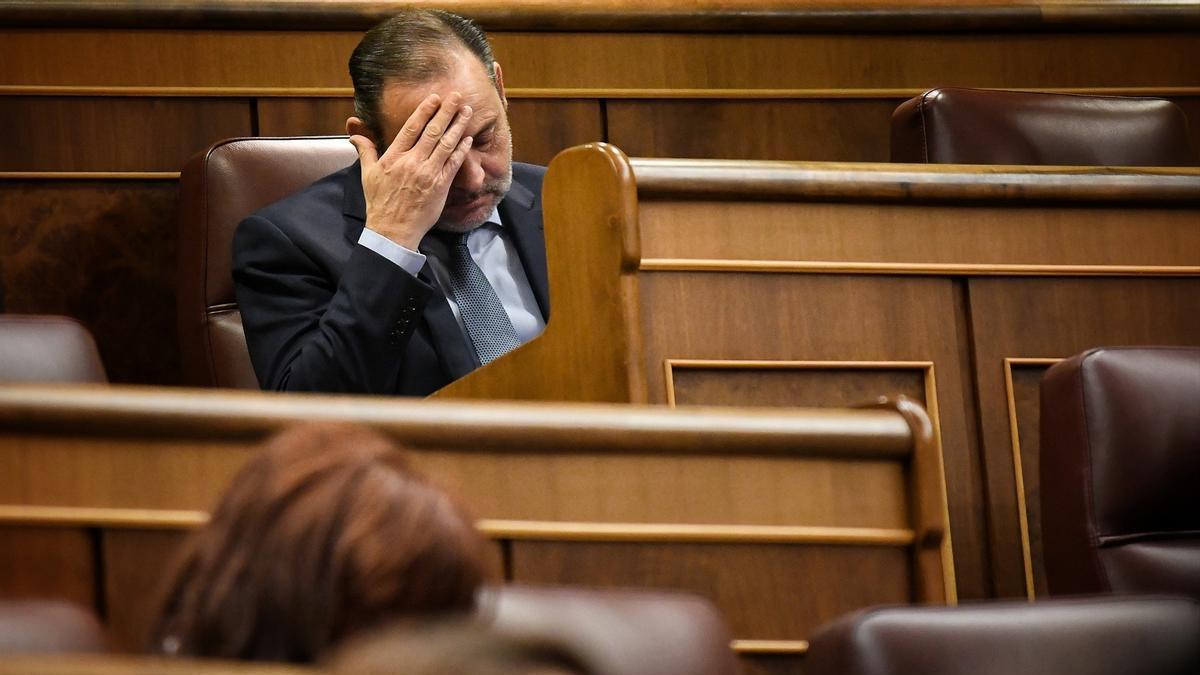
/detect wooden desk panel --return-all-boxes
[0,386,949,663]
[442,145,1199,600]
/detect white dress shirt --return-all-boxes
[357,207,546,345]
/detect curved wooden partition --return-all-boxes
[436,143,1200,609]
[0,385,951,673]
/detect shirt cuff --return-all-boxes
[357,227,427,277]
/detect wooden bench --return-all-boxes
[0,385,952,672]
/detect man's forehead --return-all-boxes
[381,52,497,116]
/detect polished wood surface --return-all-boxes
[0,97,251,172]
[0,385,949,660]
[0,181,181,384]
[435,144,1199,601]
[3,1,1199,31]
[6,31,1198,92]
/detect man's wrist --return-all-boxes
[357,227,426,276]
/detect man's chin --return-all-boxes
[434,197,501,234]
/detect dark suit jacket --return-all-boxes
[232,161,548,396]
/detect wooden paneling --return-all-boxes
[507,99,605,167]
[0,181,181,385]
[638,272,986,597]
[0,527,96,608]
[511,540,910,640]
[255,97,604,167]
[740,654,806,675]
[668,364,925,409]
[967,277,1200,598]
[103,529,189,652]
[607,99,900,161]
[255,97,352,137]
[636,200,1200,270]
[0,97,251,172]
[4,31,1197,92]
[5,1,1200,33]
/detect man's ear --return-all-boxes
[346,116,372,142]
[494,62,507,109]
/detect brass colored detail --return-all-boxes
[0,171,180,180]
[732,639,809,654]
[0,505,208,529]
[476,520,915,545]
[1003,357,1064,601]
[640,259,1200,278]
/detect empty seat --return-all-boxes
[0,601,107,655]
[176,136,357,388]
[1040,346,1200,596]
[805,595,1200,675]
[0,315,106,383]
[480,585,739,675]
[891,88,1197,165]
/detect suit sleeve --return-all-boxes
[232,214,436,394]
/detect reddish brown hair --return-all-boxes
[150,423,486,663]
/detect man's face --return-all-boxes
[376,50,514,233]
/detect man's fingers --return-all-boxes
[413,93,464,157]
[444,135,474,177]
[388,93,442,157]
[431,105,473,163]
[348,135,378,168]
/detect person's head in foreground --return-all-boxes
[150,423,486,663]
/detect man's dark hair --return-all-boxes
[349,9,497,143]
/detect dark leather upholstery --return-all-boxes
[480,585,738,675]
[0,601,107,654]
[891,88,1197,165]
[805,595,1200,675]
[0,315,107,383]
[1040,347,1200,596]
[177,136,357,388]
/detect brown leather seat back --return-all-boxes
[480,585,738,675]
[0,315,107,383]
[1040,347,1200,596]
[805,595,1200,675]
[177,136,358,388]
[0,600,107,655]
[891,88,1197,165]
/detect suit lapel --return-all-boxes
[341,163,477,382]
[500,175,549,320]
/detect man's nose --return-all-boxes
[452,151,485,192]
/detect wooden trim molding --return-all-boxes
[4,85,1199,100]
[0,172,180,181]
[476,520,916,545]
[0,505,208,529]
[1,1,1197,32]
[631,159,1200,204]
[639,259,1200,278]
[732,639,808,655]
[0,507,914,546]
[0,385,915,458]
[1002,357,1064,600]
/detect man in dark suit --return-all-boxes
[233,10,548,396]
